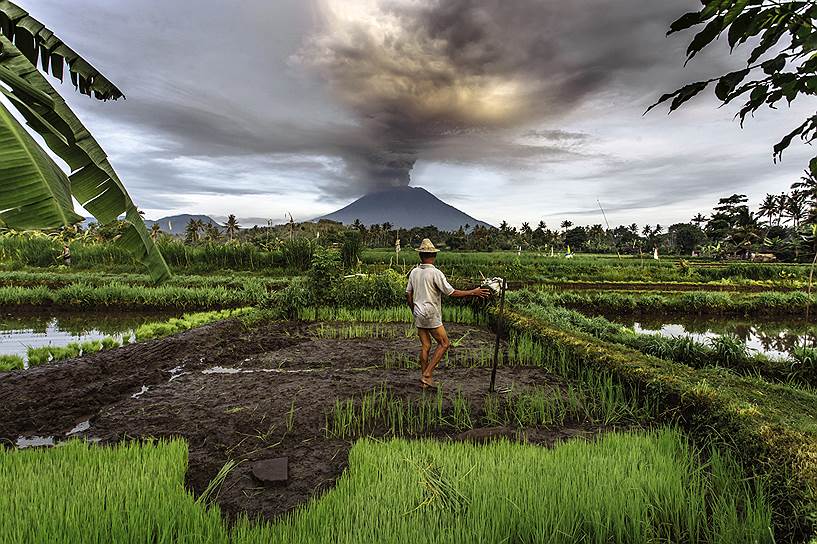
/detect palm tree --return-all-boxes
[758,194,777,226]
[150,223,161,241]
[224,214,240,241]
[783,192,807,230]
[691,213,707,228]
[560,220,573,230]
[793,170,817,224]
[0,2,168,281]
[185,219,202,244]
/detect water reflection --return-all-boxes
[0,310,180,359]
[613,316,817,359]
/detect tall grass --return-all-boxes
[0,432,773,543]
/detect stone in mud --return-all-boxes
[252,457,288,486]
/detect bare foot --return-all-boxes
[420,375,436,389]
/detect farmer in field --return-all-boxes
[406,239,490,388]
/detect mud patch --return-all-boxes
[0,318,635,522]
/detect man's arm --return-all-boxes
[406,291,414,310]
[450,287,490,299]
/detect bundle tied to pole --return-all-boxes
[486,277,507,394]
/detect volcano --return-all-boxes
[318,186,492,231]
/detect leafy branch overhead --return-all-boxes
[648,0,817,173]
[0,1,169,282]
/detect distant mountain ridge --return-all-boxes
[145,214,221,235]
[317,186,492,231]
[81,214,221,235]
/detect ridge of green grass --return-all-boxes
[501,306,817,540]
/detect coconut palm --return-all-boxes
[783,192,807,230]
[792,170,817,224]
[150,223,161,241]
[758,194,778,226]
[224,214,240,241]
[0,1,169,281]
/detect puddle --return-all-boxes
[66,420,91,436]
[131,385,149,399]
[16,435,55,448]
[201,366,374,375]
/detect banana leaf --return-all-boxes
[0,34,170,282]
[0,99,82,228]
[0,0,123,100]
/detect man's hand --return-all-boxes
[470,287,491,299]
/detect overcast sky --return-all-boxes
[13,0,816,228]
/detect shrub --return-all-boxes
[308,249,343,305]
[341,231,364,269]
[280,238,315,271]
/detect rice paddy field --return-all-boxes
[1,250,816,542]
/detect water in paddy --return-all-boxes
[0,310,181,360]
[614,315,817,359]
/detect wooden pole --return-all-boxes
[489,278,507,393]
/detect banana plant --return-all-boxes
[0,1,170,282]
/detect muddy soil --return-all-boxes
[0,319,618,522]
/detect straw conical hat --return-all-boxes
[416,238,440,253]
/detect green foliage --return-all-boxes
[502,307,817,540]
[0,282,264,310]
[307,248,342,304]
[332,269,406,308]
[341,230,364,269]
[0,354,23,371]
[524,288,817,317]
[0,432,771,543]
[298,305,484,325]
[134,308,253,341]
[0,30,169,281]
[26,338,117,367]
[280,237,315,271]
[652,0,817,175]
[263,281,311,320]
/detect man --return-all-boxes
[406,239,490,388]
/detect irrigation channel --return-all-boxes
[610,315,817,359]
[0,309,181,361]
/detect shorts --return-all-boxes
[413,302,442,329]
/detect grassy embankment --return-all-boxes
[499,302,817,540]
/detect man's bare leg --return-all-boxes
[418,328,432,376]
[422,325,450,386]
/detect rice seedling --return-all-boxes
[0,354,24,371]
[298,306,485,325]
[0,430,773,543]
[134,308,254,341]
[312,323,399,339]
[245,430,773,543]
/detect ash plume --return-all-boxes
[296,0,689,192]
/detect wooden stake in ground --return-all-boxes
[490,278,507,394]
